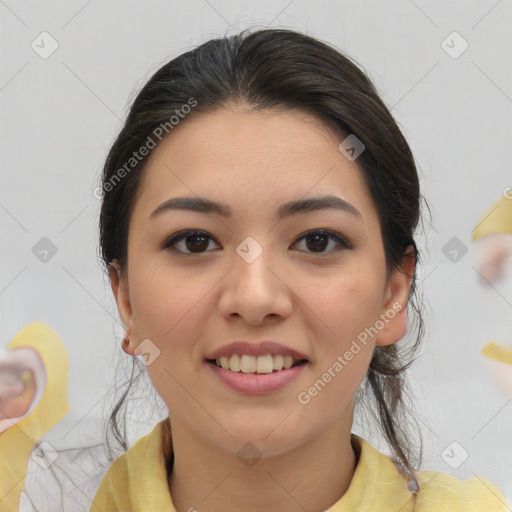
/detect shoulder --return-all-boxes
[89,418,172,512]
[415,469,510,511]
[88,436,147,511]
[352,435,509,511]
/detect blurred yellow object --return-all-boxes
[0,323,70,510]
[472,194,512,241]
[482,341,512,365]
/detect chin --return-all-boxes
[211,416,309,457]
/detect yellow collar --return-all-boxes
[90,418,410,511]
[90,417,508,511]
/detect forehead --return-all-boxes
[131,106,376,226]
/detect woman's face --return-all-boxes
[111,104,414,457]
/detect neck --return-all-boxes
[167,414,358,512]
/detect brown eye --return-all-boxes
[163,230,220,254]
[163,229,351,256]
[292,230,351,255]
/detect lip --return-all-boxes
[204,341,309,361]
[205,359,308,394]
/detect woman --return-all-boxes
[90,28,508,511]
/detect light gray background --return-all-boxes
[1,0,512,506]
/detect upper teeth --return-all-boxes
[215,354,300,373]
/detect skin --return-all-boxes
[110,103,415,512]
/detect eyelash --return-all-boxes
[162,229,352,256]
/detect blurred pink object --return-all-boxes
[475,232,512,285]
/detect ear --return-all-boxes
[110,261,137,356]
[375,245,416,347]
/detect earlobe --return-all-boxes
[121,335,136,356]
[375,246,416,347]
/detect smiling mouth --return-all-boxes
[205,355,308,374]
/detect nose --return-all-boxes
[217,240,293,325]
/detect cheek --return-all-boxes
[130,260,213,342]
[128,262,219,402]
[293,274,380,417]
[302,267,385,353]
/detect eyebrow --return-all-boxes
[149,195,362,221]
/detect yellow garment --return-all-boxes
[90,417,509,511]
[472,194,512,240]
[0,322,70,510]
